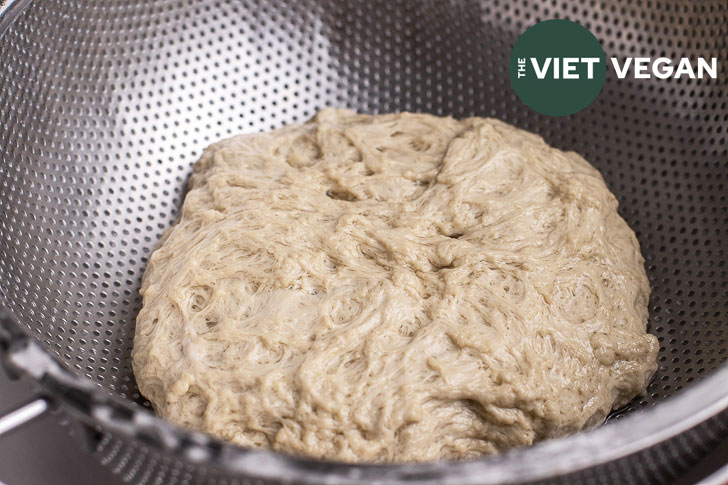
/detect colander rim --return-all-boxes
[3,306,728,485]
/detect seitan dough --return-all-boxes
[132,109,658,463]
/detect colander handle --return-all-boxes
[0,397,50,437]
[0,311,109,453]
[0,309,54,437]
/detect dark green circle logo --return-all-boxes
[509,20,606,117]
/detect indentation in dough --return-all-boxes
[552,273,600,324]
[326,188,357,201]
[188,285,213,313]
[176,386,208,422]
[286,134,322,168]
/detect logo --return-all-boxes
[509,19,606,117]
[509,19,719,117]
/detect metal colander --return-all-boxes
[0,0,727,483]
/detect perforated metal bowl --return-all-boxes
[0,0,727,483]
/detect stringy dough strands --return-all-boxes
[133,109,658,463]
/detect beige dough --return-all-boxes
[132,109,658,463]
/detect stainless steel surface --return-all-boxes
[698,463,728,485]
[0,0,726,483]
[0,398,48,436]
[0,368,119,485]
[0,0,28,35]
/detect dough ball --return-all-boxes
[132,109,658,463]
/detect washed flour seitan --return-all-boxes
[132,109,658,462]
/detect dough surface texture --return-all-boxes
[133,109,658,463]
